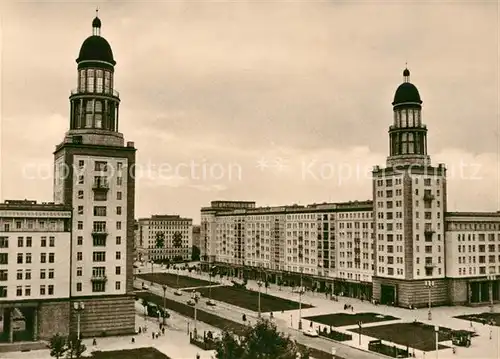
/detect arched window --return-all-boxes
[79,70,86,92]
[95,100,103,128]
[96,70,103,93]
[408,133,415,153]
[87,69,95,93]
[104,71,111,94]
[85,100,93,128]
[401,133,408,154]
[408,110,414,127]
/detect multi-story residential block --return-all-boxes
[138,215,193,261]
[445,212,500,305]
[0,200,72,342]
[203,200,374,297]
[201,68,500,308]
[201,201,256,264]
[52,14,136,336]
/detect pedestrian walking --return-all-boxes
[152,331,155,339]
[92,338,97,346]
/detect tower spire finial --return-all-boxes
[403,64,410,83]
[92,7,102,35]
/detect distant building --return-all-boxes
[201,69,500,308]
[138,215,193,261]
[0,200,72,341]
[192,225,201,248]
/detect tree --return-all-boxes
[192,245,201,261]
[141,299,149,316]
[213,318,310,359]
[66,333,86,359]
[173,231,183,248]
[155,232,165,248]
[49,333,68,359]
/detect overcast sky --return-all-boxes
[1,1,499,223]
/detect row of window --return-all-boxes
[75,251,122,261]
[0,268,55,281]
[0,236,56,249]
[75,266,122,276]
[77,206,123,216]
[77,221,122,231]
[458,244,500,253]
[0,252,56,265]
[458,255,500,264]
[76,281,121,293]
[77,174,123,186]
[376,177,439,187]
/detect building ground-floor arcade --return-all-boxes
[0,295,136,345]
[0,300,70,343]
[202,262,500,308]
[203,262,372,300]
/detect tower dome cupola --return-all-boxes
[76,10,116,67]
[392,68,422,108]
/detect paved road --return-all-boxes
[135,277,384,359]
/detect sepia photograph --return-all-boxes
[0,1,499,359]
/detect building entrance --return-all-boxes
[0,307,37,343]
[380,284,396,305]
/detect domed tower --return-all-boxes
[372,68,447,311]
[387,68,430,167]
[67,12,122,143]
[53,12,136,337]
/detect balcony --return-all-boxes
[423,193,435,202]
[424,262,435,269]
[90,275,107,283]
[92,181,109,192]
[71,88,120,98]
[424,229,434,240]
[92,230,108,241]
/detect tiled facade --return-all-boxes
[201,69,500,307]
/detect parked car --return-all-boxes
[206,299,216,306]
[142,283,149,290]
[302,328,318,337]
[174,290,183,296]
[146,304,170,319]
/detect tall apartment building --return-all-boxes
[138,215,193,261]
[200,201,256,264]
[203,200,374,298]
[372,68,448,307]
[0,200,72,342]
[201,69,500,307]
[52,14,136,336]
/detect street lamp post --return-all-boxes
[162,285,167,325]
[192,290,199,337]
[298,268,304,330]
[425,280,435,320]
[487,274,496,313]
[257,280,263,317]
[357,321,363,346]
[73,302,85,340]
[434,325,439,359]
[151,260,154,274]
[177,267,180,286]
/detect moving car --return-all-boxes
[302,328,319,337]
[142,283,149,290]
[187,299,196,306]
[174,290,183,296]
[206,299,216,306]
